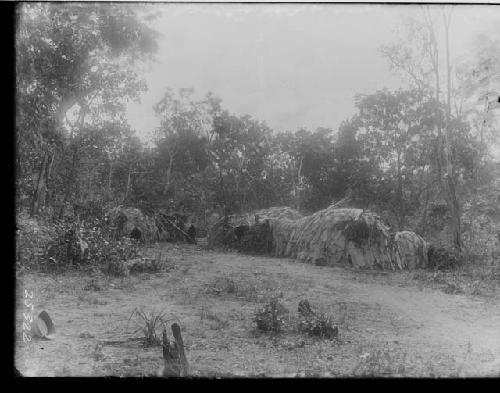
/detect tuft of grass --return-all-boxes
[128,307,173,347]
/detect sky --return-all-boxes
[126,3,500,142]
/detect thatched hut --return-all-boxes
[154,211,192,242]
[106,207,159,243]
[208,205,429,270]
[393,231,428,269]
[206,207,302,250]
[270,207,401,269]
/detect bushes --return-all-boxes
[16,211,139,273]
[16,212,57,272]
[297,300,339,340]
[253,298,289,333]
[253,298,339,340]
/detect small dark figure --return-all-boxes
[187,224,197,244]
[130,227,142,242]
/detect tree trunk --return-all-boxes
[124,164,132,201]
[58,145,78,219]
[425,7,462,251]
[396,145,404,230]
[443,11,462,251]
[30,154,48,217]
[164,154,174,195]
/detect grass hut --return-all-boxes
[270,207,400,269]
[206,207,302,250]
[208,204,429,270]
[106,207,159,243]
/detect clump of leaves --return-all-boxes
[128,308,169,347]
[297,299,338,340]
[16,212,140,272]
[253,298,289,334]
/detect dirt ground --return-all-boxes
[15,242,500,377]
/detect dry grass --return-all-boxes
[198,305,230,330]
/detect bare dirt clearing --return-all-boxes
[15,243,500,377]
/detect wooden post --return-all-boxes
[161,323,189,377]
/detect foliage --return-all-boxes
[16,211,139,273]
[297,300,339,340]
[16,2,158,217]
[253,298,289,334]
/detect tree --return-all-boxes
[381,6,464,249]
[16,2,158,216]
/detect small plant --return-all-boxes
[129,308,170,347]
[253,298,289,334]
[297,300,338,340]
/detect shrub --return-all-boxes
[253,298,289,334]
[297,299,338,340]
[16,212,57,272]
[16,212,140,272]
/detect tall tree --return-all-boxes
[16,2,158,216]
[381,6,464,249]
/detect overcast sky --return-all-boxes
[126,3,500,142]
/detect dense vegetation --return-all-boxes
[16,3,500,272]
